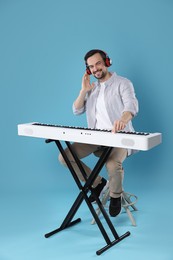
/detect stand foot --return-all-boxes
[45,218,81,238]
[96,231,130,255]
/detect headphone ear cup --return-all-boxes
[86,67,91,75]
[105,57,112,67]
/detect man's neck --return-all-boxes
[99,72,112,83]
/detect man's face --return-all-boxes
[86,53,108,80]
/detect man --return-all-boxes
[59,49,138,217]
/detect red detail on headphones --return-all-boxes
[86,67,92,75]
[105,55,112,67]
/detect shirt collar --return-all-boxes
[94,72,117,88]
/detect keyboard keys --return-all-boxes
[32,123,149,136]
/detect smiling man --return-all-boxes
[59,49,139,217]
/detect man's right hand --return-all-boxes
[73,73,94,110]
[82,73,95,93]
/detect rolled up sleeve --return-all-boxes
[121,81,139,117]
[72,102,86,115]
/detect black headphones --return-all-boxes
[86,50,112,75]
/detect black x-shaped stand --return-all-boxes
[44,139,130,255]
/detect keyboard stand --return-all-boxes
[44,139,130,255]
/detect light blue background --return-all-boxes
[0,0,173,259]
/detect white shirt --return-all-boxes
[73,72,139,155]
[73,72,138,132]
[95,82,112,130]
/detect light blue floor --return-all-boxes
[1,186,173,260]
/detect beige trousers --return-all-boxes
[58,143,127,198]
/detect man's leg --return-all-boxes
[58,142,105,187]
[105,147,127,217]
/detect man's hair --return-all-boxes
[84,49,107,65]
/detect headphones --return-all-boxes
[86,51,112,75]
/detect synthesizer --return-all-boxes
[17,122,162,151]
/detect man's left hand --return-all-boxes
[112,120,126,133]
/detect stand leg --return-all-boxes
[91,188,110,225]
[123,192,138,211]
[122,192,138,226]
[45,192,83,238]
